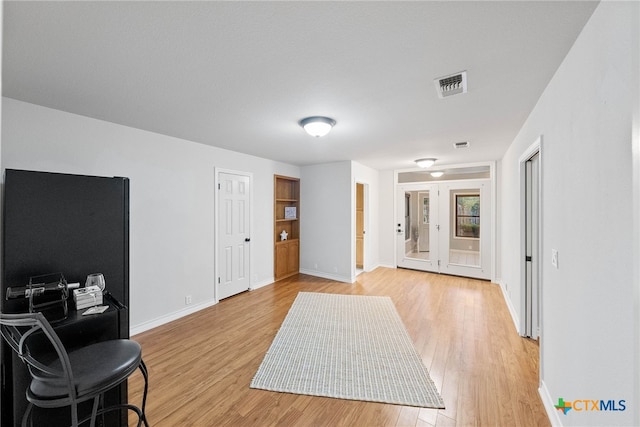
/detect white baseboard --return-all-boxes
[250,277,274,290]
[539,380,563,427]
[130,265,392,336]
[377,262,396,269]
[132,277,275,336]
[497,278,521,334]
[130,299,217,336]
[299,268,354,283]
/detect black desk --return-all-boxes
[1,303,128,427]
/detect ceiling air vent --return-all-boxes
[453,141,469,149]
[434,71,467,99]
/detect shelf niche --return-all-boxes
[274,175,300,280]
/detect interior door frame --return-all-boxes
[214,167,253,303]
[519,136,542,339]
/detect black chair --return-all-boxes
[0,312,149,427]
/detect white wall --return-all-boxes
[377,169,396,268]
[633,2,640,422]
[500,2,638,425]
[299,161,353,282]
[1,98,300,333]
[300,161,381,282]
[630,3,640,425]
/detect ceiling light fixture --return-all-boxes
[430,171,444,178]
[299,116,336,137]
[415,158,437,168]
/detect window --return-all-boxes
[455,194,480,238]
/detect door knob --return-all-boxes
[245,238,251,242]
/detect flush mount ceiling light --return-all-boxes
[430,171,444,178]
[299,116,336,137]
[415,158,437,168]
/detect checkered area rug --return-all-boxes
[250,292,445,408]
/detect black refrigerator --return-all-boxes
[1,169,130,426]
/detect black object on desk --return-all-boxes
[1,169,131,426]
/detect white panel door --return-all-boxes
[218,172,250,300]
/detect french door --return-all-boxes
[396,180,491,280]
[396,184,439,273]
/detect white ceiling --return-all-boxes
[2,1,598,171]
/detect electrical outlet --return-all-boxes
[551,249,558,268]
[185,295,192,305]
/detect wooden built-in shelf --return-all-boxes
[274,175,300,280]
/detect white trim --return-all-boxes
[394,161,494,181]
[299,268,354,284]
[365,263,386,272]
[251,277,274,290]
[518,137,543,164]
[130,298,217,336]
[490,161,497,283]
[378,263,396,270]
[633,30,640,427]
[539,380,563,427]
[632,9,640,423]
[497,278,520,333]
[214,167,254,302]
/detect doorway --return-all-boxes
[216,169,252,300]
[396,180,491,280]
[355,183,365,272]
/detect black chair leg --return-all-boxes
[89,395,100,427]
[139,359,150,426]
[21,403,33,427]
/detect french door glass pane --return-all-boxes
[404,190,430,260]
[455,195,480,238]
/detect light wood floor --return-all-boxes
[128,267,549,426]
